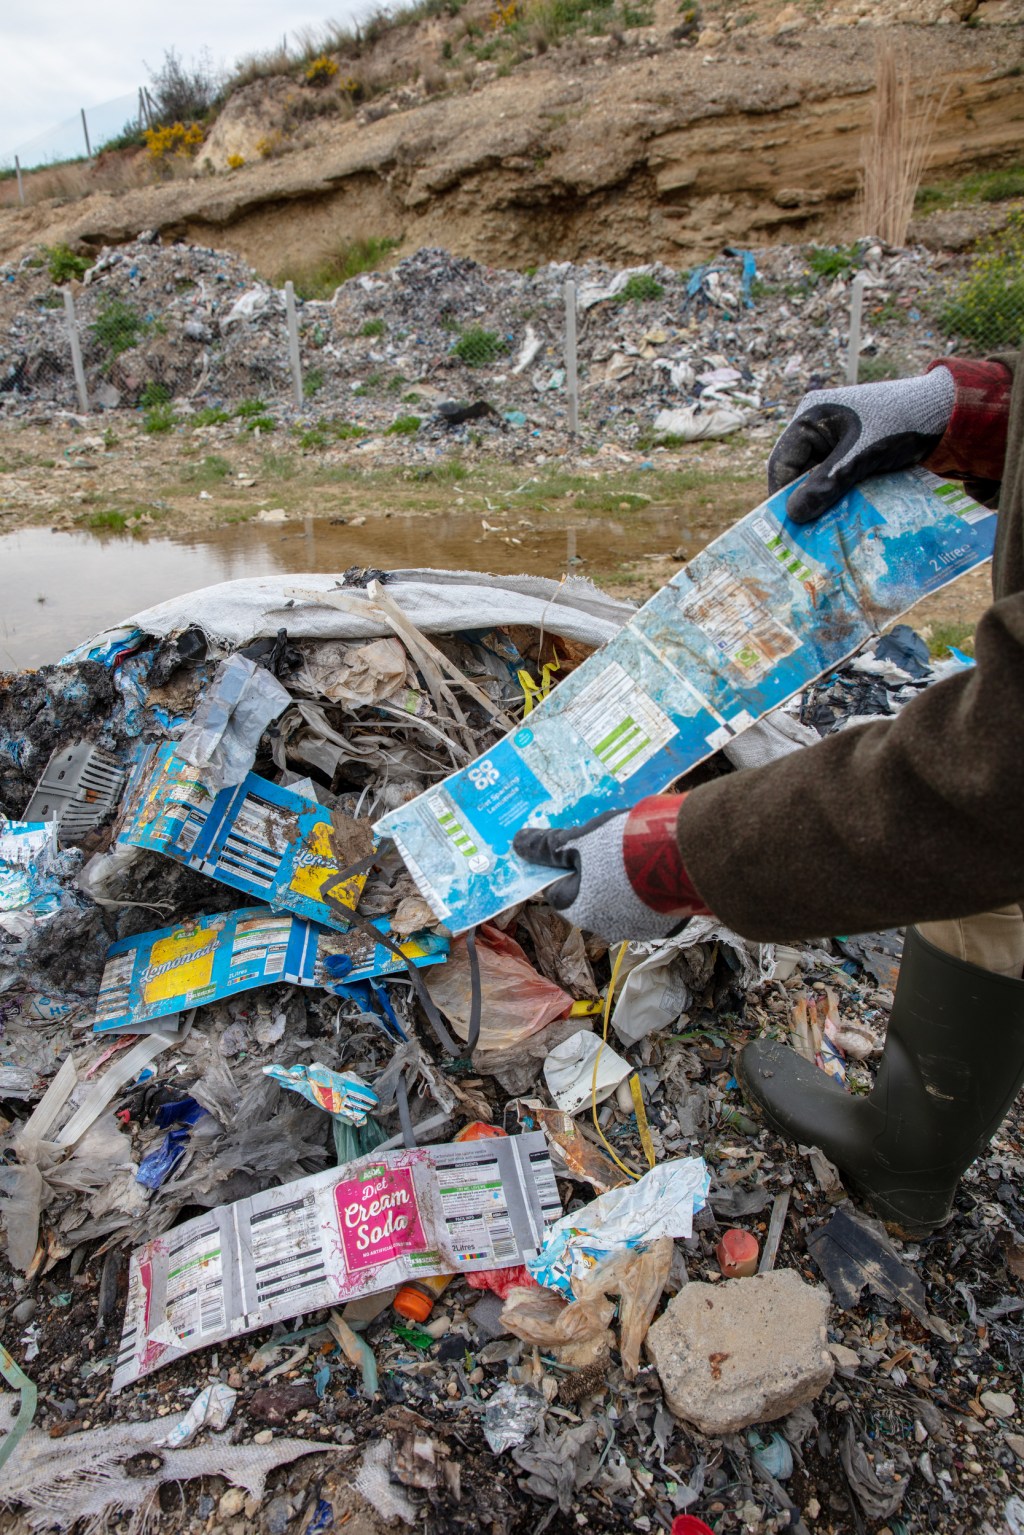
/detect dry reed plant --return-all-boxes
[858,41,948,247]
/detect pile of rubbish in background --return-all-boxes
[2,568,1024,1535]
[0,234,963,450]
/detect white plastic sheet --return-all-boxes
[72,570,634,658]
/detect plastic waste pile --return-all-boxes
[0,233,962,448]
[0,553,1019,1533]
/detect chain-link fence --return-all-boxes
[1,234,1022,440]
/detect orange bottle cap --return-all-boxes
[393,1284,435,1324]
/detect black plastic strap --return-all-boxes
[322,845,482,1060]
[396,1070,418,1149]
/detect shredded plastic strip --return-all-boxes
[0,1341,38,1472]
[591,944,641,1183]
[629,1073,657,1171]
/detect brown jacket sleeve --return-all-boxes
[676,594,1024,941]
[675,346,1024,943]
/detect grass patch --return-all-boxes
[143,404,178,434]
[182,454,232,484]
[427,456,469,482]
[294,418,367,448]
[857,354,910,383]
[360,318,386,337]
[939,210,1024,348]
[91,299,147,358]
[140,382,171,407]
[283,237,401,300]
[926,620,975,658]
[916,163,1024,215]
[805,244,861,283]
[451,326,505,366]
[192,407,232,427]
[386,415,422,435]
[614,274,664,304]
[83,509,128,531]
[303,367,324,398]
[262,452,299,478]
[235,399,276,433]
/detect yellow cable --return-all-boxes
[590,942,641,1182]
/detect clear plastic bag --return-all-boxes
[503,1240,675,1380]
[177,655,291,789]
[500,1282,614,1369]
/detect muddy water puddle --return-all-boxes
[0,506,695,669]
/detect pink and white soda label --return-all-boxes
[334,1164,426,1274]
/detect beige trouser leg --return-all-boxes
[917,905,1024,979]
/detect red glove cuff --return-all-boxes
[622,794,710,917]
[924,358,1012,483]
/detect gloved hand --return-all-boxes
[768,366,955,524]
[513,794,709,943]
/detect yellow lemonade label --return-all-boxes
[141,926,218,1005]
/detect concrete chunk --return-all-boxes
[646,1270,834,1435]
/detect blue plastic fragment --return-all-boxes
[154,1096,207,1129]
[748,1428,793,1480]
[304,1499,334,1534]
[136,1127,190,1189]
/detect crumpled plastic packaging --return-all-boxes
[652,403,749,440]
[424,922,572,1049]
[176,654,291,789]
[503,1237,673,1378]
[136,1127,190,1189]
[543,1029,631,1115]
[295,637,413,706]
[262,1062,378,1124]
[501,1281,615,1369]
[528,1158,709,1298]
[157,1382,236,1448]
[483,1382,547,1453]
[0,816,83,950]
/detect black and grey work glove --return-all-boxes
[513,796,708,944]
[768,368,955,524]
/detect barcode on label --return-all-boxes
[565,662,677,782]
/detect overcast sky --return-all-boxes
[2,1,371,166]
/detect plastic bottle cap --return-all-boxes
[671,1517,715,1535]
[715,1227,760,1279]
[393,1285,436,1324]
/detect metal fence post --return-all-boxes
[64,289,90,414]
[564,280,579,437]
[80,108,92,160]
[14,156,24,205]
[846,273,867,386]
[284,281,303,409]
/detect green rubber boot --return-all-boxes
[736,926,1024,1238]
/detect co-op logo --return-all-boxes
[468,759,500,791]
